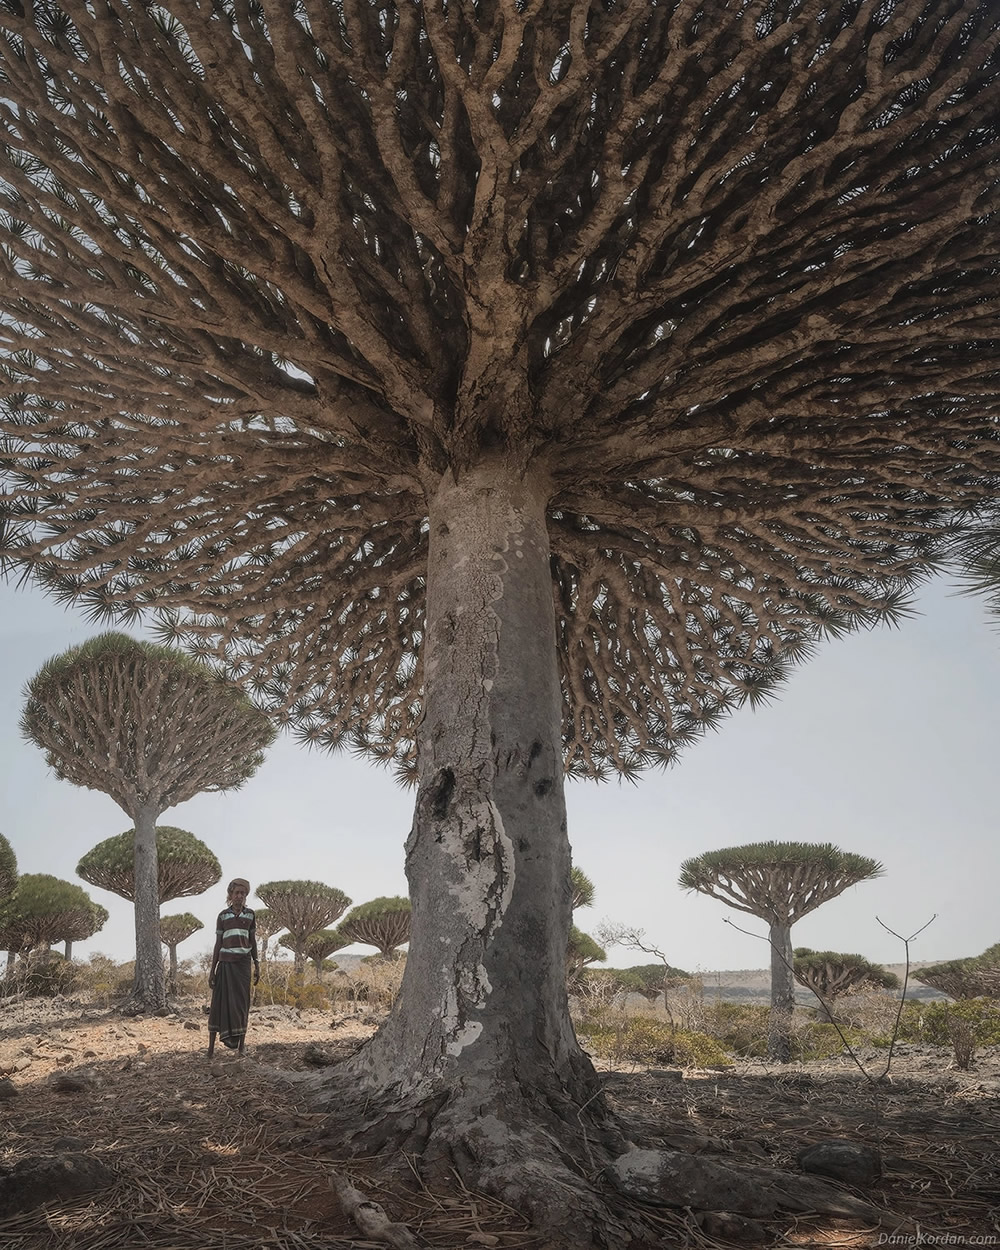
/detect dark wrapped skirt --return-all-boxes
[209,957,252,1049]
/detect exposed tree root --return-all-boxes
[329,1170,425,1249]
[297,1065,895,1248]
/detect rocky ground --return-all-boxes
[0,995,997,1248]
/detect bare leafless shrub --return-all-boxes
[948,1017,976,1071]
[351,956,406,1015]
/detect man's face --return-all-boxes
[231,886,248,909]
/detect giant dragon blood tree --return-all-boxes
[0,0,999,1240]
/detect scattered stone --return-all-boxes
[797,1140,882,1189]
[0,1153,116,1215]
[0,1079,18,1100]
[302,1043,338,1066]
[698,1211,767,1242]
[83,1050,97,1058]
[183,1021,201,1031]
[51,1136,86,1152]
[51,1072,94,1094]
[56,1054,74,1065]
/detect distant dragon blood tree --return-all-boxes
[0,834,16,905]
[0,0,999,1239]
[0,873,105,960]
[338,897,411,959]
[258,881,352,975]
[252,909,282,967]
[280,928,351,981]
[679,842,884,1060]
[793,948,900,1023]
[159,912,204,992]
[566,927,606,989]
[21,634,274,1013]
[61,900,110,961]
[77,827,222,905]
[915,944,1000,1001]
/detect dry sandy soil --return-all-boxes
[0,995,997,1249]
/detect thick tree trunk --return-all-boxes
[167,943,178,994]
[768,920,795,1062]
[311,458,627,1239]
[123,804,167,1013]
[63,941,73,960]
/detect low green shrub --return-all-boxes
[697,1002,771,1057]
[578,1015,733,1068]
[916,998,1000,1047]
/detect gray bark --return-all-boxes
[125,803,167,1012]
[350,458,582,1090]
[768,921,795,1063]
[63,941,73,960]
[320,459,617,1235]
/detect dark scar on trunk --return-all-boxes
[528,739,543,765]
[430,767,455,821]
[534,778,553,797]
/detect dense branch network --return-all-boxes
[0,0,998,775]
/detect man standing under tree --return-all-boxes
[208,878,260,1058]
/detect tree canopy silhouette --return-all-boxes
[0,0,998,1239]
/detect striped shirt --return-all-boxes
[216,906,257,963]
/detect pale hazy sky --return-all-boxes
[1,573,996,974]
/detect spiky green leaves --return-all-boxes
[159,913,204,948]
[569,867,594,911]
[0,873,104,949]
[567,927,606,975]
[338,896,411,957]
[793,948,899,1000]
[281,929,351,965]
[77,826,221,904]
[914,943,1000,1000]
[21,632,275,818]
[678,841,884,924]
[0,833,17,902]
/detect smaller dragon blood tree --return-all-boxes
[0,834,17,905]
[279,929,352,982]
[159,913,205,993]
[338,897,412,960]
[258,881,352,976]
[793,949,900,1023]
[1,874,105,962]
[680,842,884,1061]
[915,944,1000,1001]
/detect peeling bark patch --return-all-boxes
[533,778,553,797]
[430,768,455,821]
